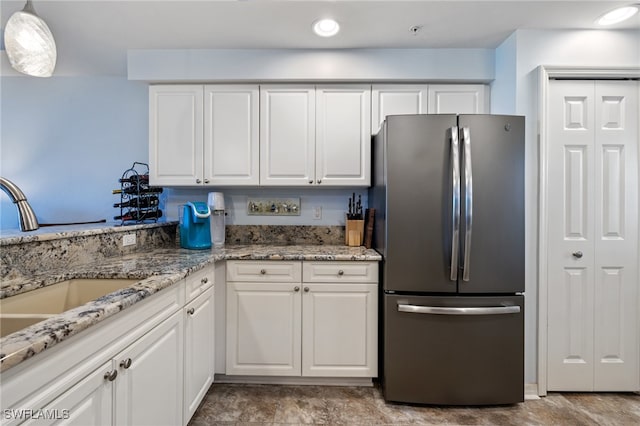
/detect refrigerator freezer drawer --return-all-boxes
[383,294,524,405]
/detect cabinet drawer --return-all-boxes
[303,261,378,283]
[226,260,301,282]
[186,265,214,302]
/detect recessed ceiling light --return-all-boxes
[596,5,638,26]
[313,19,340,37]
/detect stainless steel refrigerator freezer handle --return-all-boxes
[461,127,473,282]
[450,127,460,281]
[398,304,520,315]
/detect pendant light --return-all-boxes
[4,0,57,77]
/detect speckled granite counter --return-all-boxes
[0,242,380,373]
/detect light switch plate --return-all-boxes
[247,198,301,216]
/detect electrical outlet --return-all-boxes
[122,233,136,247]
[313,206,322,220]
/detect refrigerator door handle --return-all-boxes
[461,127,473,282]
[398,304,520,315]
[450,126,461,281]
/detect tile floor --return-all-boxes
[188,383,640,425]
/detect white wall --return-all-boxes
[491,29,640,385]
[0,76,149,229]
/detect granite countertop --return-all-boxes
[0,243,381,373]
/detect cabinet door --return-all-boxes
[23,361,114,426]
[226,282,301,376]
[260,85,316,186]
[184,288,215,423]
[204,85,259,186]
[115,311,184,426]
[371,84,428,134]
[427,84,489,114]
[316,86,371,186]
[149,85,204,186]
[302,283,378,377]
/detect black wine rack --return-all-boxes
[113,162,163,225]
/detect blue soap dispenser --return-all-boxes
[180,202,212,249]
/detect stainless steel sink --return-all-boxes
[0,278,139,337]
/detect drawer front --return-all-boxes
[186,265,214,301]
[303,261,378,283]
[226,260,301,282]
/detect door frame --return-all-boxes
[537,65,640,396]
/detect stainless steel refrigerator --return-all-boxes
[369,114,525,405]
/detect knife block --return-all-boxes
[345,218,365,246]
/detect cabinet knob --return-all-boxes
[304,287,310,293]
[201,277,209,284]
[260,269,266,275]
[187,307,195,315]
[119,358,132,369]
[338,270,344,276]
[204,179,210,184]
[294,286,300,292]
[104,370,118,381]
[317,180,322,184]
[309,180,314,184]
[196,179,202,184]
[572,251,583,259]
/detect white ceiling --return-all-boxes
[1,0,639,75]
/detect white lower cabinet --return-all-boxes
[115,310,184,426]
[225,260,378,378]
[184,287,215,422]
[302,283,377,377]
[226,281,302,376]
[2,264,217,426]
[24,311,183,426]
[24,360,113,426]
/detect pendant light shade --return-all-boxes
[4,1,57,77]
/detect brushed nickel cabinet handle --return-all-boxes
[196,179,202,184]
[338,270,344,276]
[204,179,210,184]
[309,180,314,184]
[294,286,300,292]
[572,251,583,259]
[201,277,209,284]
[120,358,132,369]
[104,370,118,381]
[260,269,266,275]
[304,287,310,293]
[187,307,195,315]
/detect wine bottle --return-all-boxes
[118,174,149,184]
[114,209,163,221]
[112,186,163,195]
[113,196,159,208]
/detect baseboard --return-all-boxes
[214,374,374,387]
[525,383,541,400]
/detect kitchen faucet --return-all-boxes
[0,177,39,231]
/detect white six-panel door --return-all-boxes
[547,79,639,391]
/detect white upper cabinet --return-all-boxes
[427,84,489,114]
[371,85,428,134]
[316,85,371,186]
[260,85,316,186]
[150,83,486,187]
[204,85,259,186]
[149,85,259,187]
[261,85,371,187]
[372,84,489,134]
[149,85,204,186]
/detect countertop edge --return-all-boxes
[0,245,380,373]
